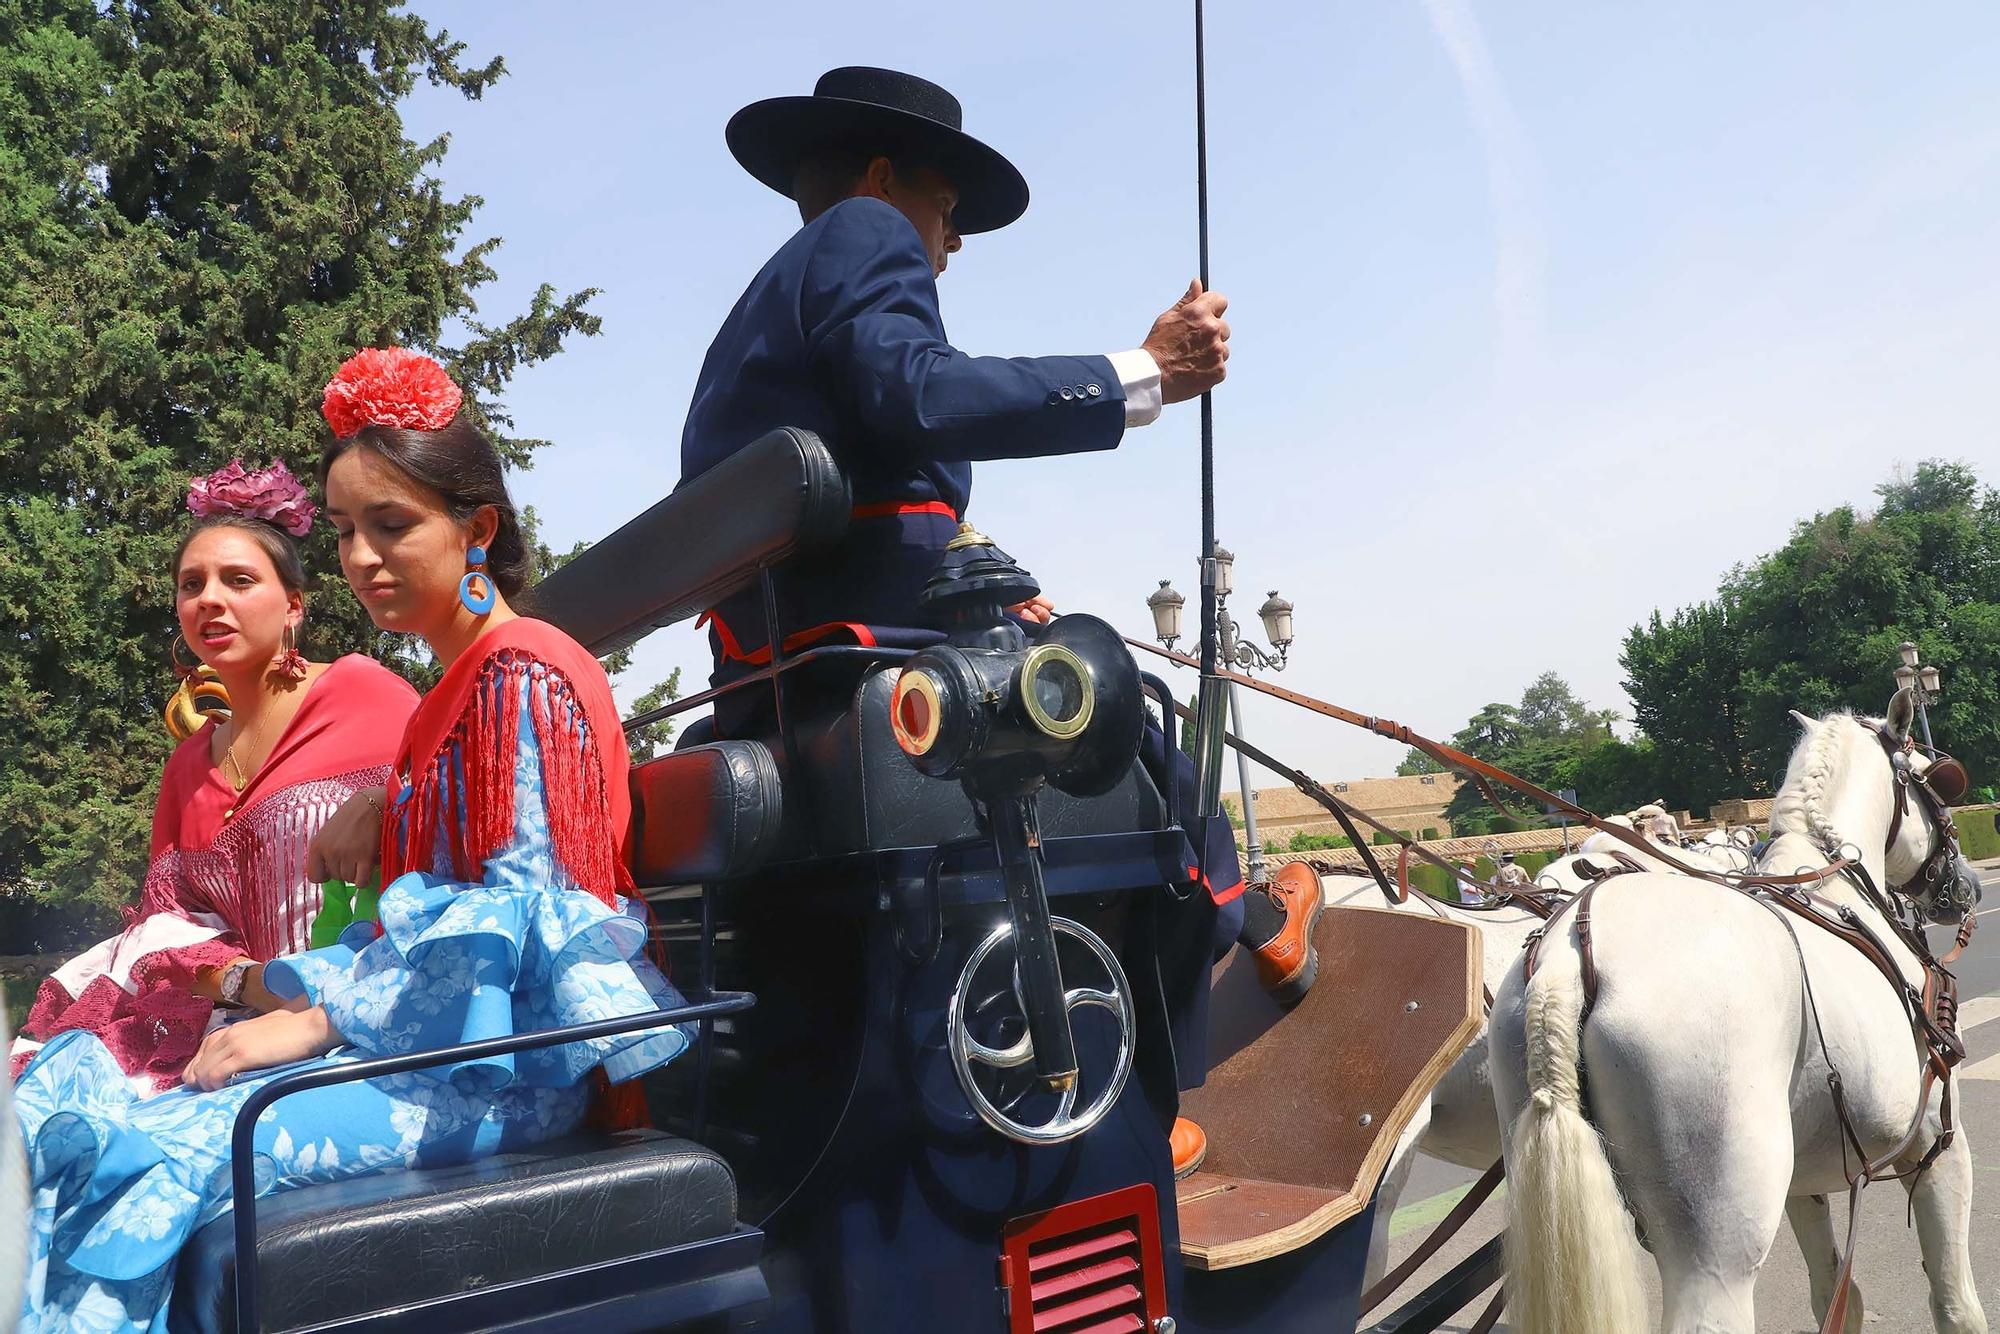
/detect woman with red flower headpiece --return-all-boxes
[10,351,690,1333]
[9,461,417,1096]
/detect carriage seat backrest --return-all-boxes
[528,427,850,658]
[630,741,784,887]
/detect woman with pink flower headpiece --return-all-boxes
[8,460,416,1095]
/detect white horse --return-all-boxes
[1490,693,1986,1334]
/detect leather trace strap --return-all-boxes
[1358,1157,1505,1318]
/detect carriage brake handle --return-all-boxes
[988,793,1079,1089]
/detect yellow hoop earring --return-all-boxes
[165,665,231,742]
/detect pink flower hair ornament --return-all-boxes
[186,460,317,537]
[321,346,463,441]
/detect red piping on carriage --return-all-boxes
[850,499,959,521]
[1186,862,1246,906]
[697,608,879,668]
[695,499,952,666]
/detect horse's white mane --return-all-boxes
[1768,710,1870,855]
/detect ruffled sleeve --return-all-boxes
[266,671,691,1092]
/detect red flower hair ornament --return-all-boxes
[321,347,463,440]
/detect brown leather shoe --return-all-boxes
[1170,1117,1208,1180]
[1252,861,1326,1006]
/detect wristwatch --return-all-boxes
[218,960,255,1008]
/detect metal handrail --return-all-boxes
[227,989,755,1332]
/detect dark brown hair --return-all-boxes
[318,416,532,598]
[792,143,935,222]
[174,515,307,600]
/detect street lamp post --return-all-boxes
[1148,544,1296,887]
[1894,640,1943,750]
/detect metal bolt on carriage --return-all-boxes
[169,428,1490,1334]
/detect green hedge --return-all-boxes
[1954,808,2000,860]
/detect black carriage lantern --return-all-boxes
[1147,579,1187,650]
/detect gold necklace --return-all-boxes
[221,707,269,795]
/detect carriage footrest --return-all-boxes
[1176,1173,1364,1270]
[171,1128,753,1333]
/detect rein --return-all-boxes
[1131,638,1862,897]
[1162,696,1556,918]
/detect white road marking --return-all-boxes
[1958,996,2000,1034]
[1960,1051,2000,1082]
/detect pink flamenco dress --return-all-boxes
[10,654,418,1093]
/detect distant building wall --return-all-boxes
[1226,772,1463,845]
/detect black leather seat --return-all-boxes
[171,1130,758,1333]
[631,740,784,885]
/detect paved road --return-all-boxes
[1370,866,2000,1332]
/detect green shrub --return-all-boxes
[1287,830,1353,852]
[1953,809,2000,860]
[1408,863,1458,900]
[1421,827,1439,841]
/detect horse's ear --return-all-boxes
[1884,687,1917,742]
[1789,709,1816,731]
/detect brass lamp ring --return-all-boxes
[1019,643,1092,742]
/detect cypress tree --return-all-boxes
[0,0,601,922]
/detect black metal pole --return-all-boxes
[1190,0,1228,815]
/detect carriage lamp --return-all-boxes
[1893,641,1943,750]
[895,526,1146,1110]
[1146,580,1186,650]
[1212,543,1235,598]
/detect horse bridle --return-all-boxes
[1877,725,1978,921]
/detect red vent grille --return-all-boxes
[1001,1185,1166,1334]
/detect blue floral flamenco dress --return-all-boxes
[13,665,692,1333]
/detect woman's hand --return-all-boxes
[305,785,387,888]
[182,1005,341,1092]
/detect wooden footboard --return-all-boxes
[1175,903,1483,1270]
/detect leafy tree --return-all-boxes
[1623,459,2000,811]
[1453,703,1520,758]
[1395,747,1443,776]
[1,3,603,920]
[1518,671,1617,742]
[1440,675,1630,829]
[626,667,683,763]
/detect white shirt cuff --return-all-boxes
[1106,348,1163,428]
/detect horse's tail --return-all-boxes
[1502,958,1648,1334]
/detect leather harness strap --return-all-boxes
[1357,1157,1507,1319]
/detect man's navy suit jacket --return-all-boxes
[680,197,1130,708]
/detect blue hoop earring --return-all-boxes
[458,544,496,615]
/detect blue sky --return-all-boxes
[402,1,2000,784]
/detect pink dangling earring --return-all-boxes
[270,623,308,684]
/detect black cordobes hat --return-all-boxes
[727,66,1029,234]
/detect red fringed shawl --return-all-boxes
[384,618,634,907]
